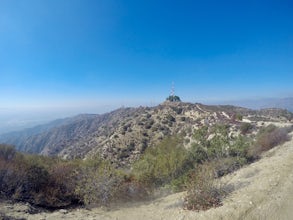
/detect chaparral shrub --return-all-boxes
[184,163,225,211]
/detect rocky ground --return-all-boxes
[1,131,293,220]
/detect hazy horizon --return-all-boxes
[1,96,293,135]
[1,0,292,133]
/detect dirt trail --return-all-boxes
[1,133,293,220]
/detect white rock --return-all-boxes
[59,209,68,214]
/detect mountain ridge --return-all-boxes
[0,102,292,166]
[218,97,293,112]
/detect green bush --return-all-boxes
[191,124,229,162]
[235,113,243,121]
[133,136,191,188]
[170,173,190,192]
[228,135,251,159]
[166,95,181,102]
[0,144,16,161]
[191,124,251,162]
[189,124,252,184]
[75,156,123,206]
[240,122,253,134]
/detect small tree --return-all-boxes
[166,95,181,102]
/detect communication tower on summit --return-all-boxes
[166,82,181,102]
[170,82,175,97]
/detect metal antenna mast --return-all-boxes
[171,82,175,97]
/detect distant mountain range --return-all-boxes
[0,101,292,167]
[0,97,292,136]
[220,97,293,112]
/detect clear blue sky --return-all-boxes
[1,0,293,114]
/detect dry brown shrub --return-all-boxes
[184,163,225,211]
[249,125,290,158]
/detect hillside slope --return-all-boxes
[0,102,292,166]
[0,114,98,153]
[1,131,293,220]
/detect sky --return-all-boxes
[0,0,293,130]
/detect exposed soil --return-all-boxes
[1,133,293,220]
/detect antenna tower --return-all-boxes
[171,82,175,97]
